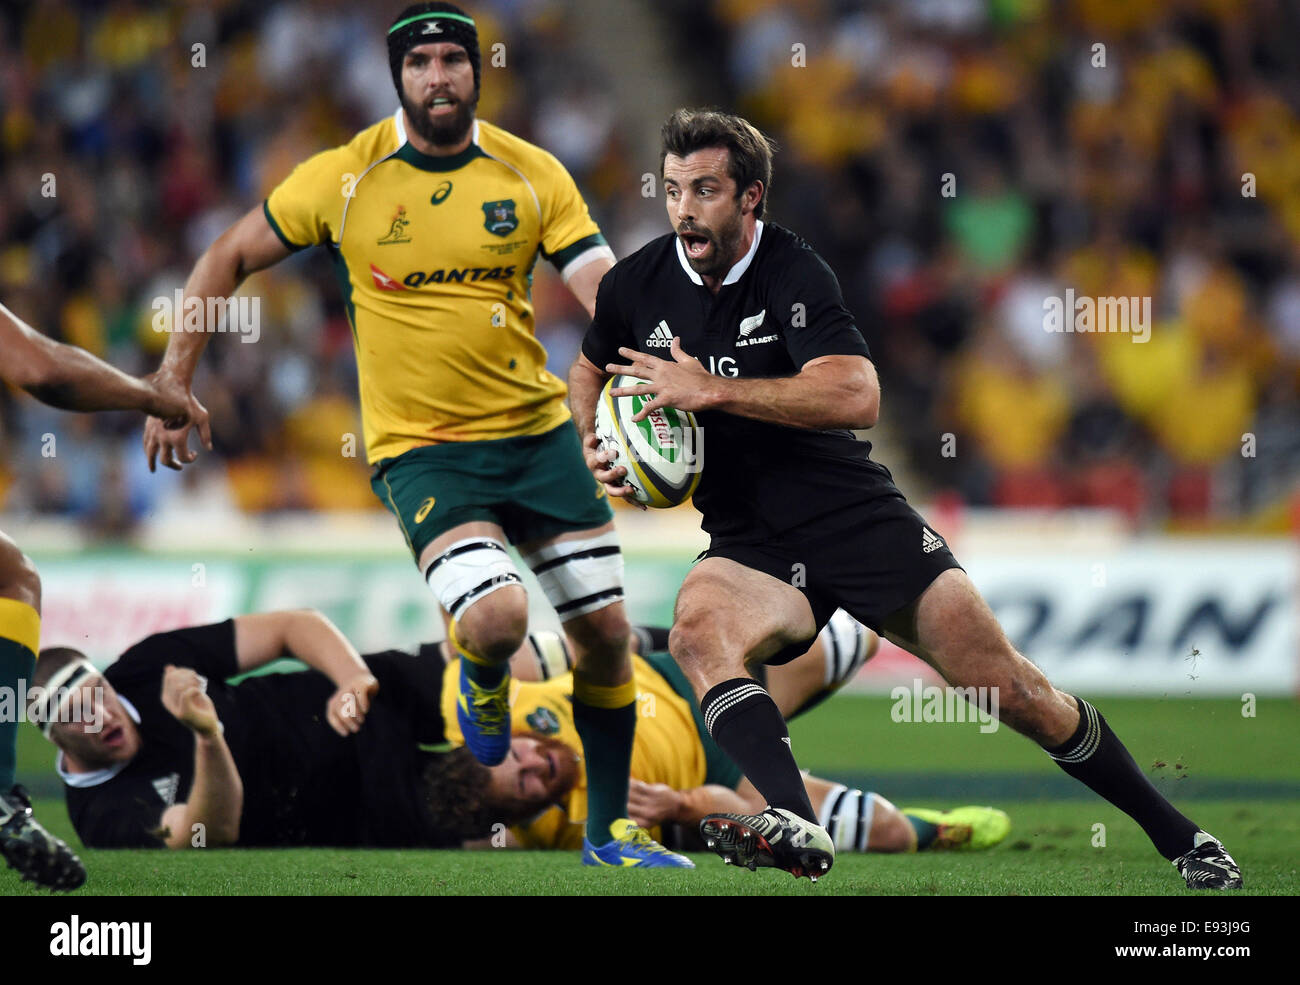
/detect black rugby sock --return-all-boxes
[701,678,816,823]
[1047,697,1200,859]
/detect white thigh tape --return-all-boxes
[522,531,625,621]
[821,609,870,688]
[423,538,523,619]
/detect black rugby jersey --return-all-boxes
[64,623,452,848]
[582,221,896,540]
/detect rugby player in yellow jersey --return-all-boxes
[139,3,687,866]
[443,611,1010,857]
[0,301,189,889]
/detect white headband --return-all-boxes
[30,659,100,737]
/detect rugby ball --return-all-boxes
[595,374,702,509]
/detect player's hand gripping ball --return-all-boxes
[595,374,702,508]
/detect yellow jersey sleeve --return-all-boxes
[264,145,356,250]
[533,149,609,278]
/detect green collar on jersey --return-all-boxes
[395,140,484,172]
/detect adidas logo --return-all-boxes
[921,527,944,554]
[152,772,180,806]
[645,321,674,348]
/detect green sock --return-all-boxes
[904,811,940,850]
[0,641,35,791]
[450,619,507,689]
[461,654,507,689]
[572,684,636,843]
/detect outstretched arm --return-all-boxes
[232,609,377,736]
[144,204,292,471]
[627,777,758,829]
[0,302,189,419]
[156,665,243,849]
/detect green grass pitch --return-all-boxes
[6,695,1297,895]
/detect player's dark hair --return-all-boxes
[417,747,540,841]
[33,647,89,692]
[660,108,777,219]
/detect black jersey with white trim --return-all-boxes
[64,625,453,849]
[582,222,894,540]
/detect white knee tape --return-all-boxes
[820,609,872,688]
[521,531,624,621]
[423,538,523,620]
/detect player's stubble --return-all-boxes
[678,201,747,281]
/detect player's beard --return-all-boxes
[401,89,477,149]
[679,205,746,280]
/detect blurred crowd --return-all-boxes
[689,0,1300,530]
[2,0,1298,535]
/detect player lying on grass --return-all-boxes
[33,610,493,849]
[447,610,1010,856]
[1,301,189,889]
[35,607,1006,856]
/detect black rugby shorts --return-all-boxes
[696,491,963,666]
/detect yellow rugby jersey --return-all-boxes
[264,111,612,463]
[440,654,708,851]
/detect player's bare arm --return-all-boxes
[562,256,613,320]
[232,610,377,736]
[608,338,879,431]
[157,664,242,849]
[144,204,292,472]
[627,778,752,829]
[0,302,189,420]
[567,351,641,503]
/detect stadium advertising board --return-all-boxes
[28,540,1297,695]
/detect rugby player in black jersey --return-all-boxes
[569,109,1241,889]
[33,611,477,850]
